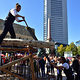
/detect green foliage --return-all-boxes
[57,42,78,56]
[69,42,78,55]
[65,45,71,51]
[57,44,65,56]
[77,46,80,55]
[38,42,79,57]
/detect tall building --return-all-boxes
[44,0,68,44]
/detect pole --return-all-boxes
[29,53,36,80]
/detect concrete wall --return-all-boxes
[0,19,35,40]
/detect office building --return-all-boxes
[44,0,68,44]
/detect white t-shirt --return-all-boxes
[10,8,19,21]
[62,63,69,70]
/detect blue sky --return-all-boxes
[0,0,80,44]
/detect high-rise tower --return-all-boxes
[44,0,68,44]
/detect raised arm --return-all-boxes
[50,62,64,70]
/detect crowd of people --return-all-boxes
[33,54,80,80]
[0,52,80,80]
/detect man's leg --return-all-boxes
[0,24,9,44]
[9,25,16,38]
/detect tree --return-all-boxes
[57,44,65,56]
[65,45,71,52]
[69,42,78,55]
[77,46,80,55]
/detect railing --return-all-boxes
[0,53,36,80]
[0,38,54,80]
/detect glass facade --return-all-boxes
[44,0,48,41]
[44,0,68,44]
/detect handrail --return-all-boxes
[0,55,31,70]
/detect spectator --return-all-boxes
[34,59,39,78]
[57,58,62,80]
[50,57,55,74]
[72,54,80,80]
[46,58,50,75]
[51,56,74,80]
[39,57,46,77]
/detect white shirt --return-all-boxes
[10,8,19,21]
[62,63,69,70]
